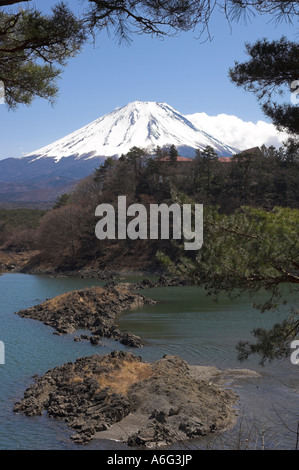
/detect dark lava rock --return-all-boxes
[90,335,101,345]
[14,351,238,447]
[15,286,156,347]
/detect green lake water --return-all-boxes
[0,273,298,450]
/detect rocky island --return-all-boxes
[15,285,156,348]
[14,351,239,447]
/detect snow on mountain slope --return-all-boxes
[26,101,238,162]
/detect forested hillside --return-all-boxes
[1,144,298,266]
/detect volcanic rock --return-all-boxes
[15,286,156,347]
[14,351,238,447]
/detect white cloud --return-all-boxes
[185,112,289,151]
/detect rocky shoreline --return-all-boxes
[0,249,191,287]
[15,285,156,348]
[0,247,161,278]
[14,351,239,447]
[0,249,37,274]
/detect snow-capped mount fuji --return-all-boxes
[26,101,238,162]
[0,101,239,204]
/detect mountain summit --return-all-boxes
[26,101,238,161]
[0,101,238,204]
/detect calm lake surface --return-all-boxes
[0,273,298,450]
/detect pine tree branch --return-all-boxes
[0,0,30,6]
[274,265,299,284]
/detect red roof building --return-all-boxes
[157,155,193,162]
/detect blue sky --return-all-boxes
[0,1,297,160]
